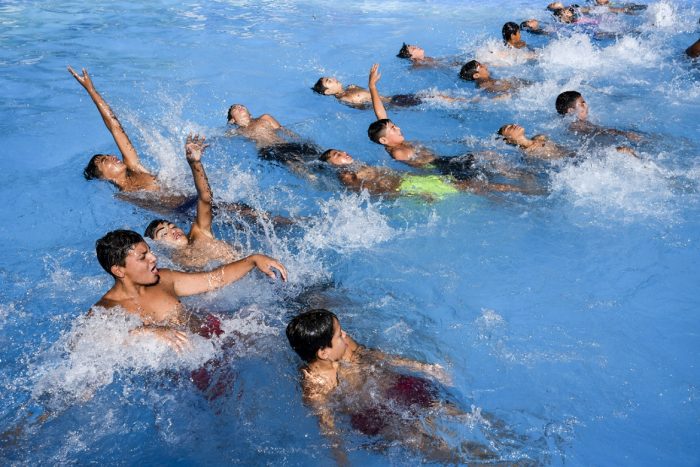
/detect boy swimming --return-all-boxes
[459,60,528,94]
[92,229,286,351]
[312,75,461,110]
[143,134,242,270]
[320,149,538,197]
[286,309,498,463]
[555,90,642,142]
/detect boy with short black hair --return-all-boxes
[286,309,499,463]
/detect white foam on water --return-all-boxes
[550,147,676,221]
[302,191,396,253]
[29,308,224,409]
[538,33,662,78]
[475,38,536,68]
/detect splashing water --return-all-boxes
[302,191,396,252]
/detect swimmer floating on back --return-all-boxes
[312,74,463,110]
[92,229,286,351]
[555,90,642,143]
[498,123,639,159]
[143,134,242,270]
[286,309,501,464]
[319,149,536,197]
[68,66,267,220]
[459,60,529,95]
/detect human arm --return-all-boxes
[67,66,150,174]
[184,134,214,240]
[359,347,452,386]
[164,254,287,297]
[368,63,388,120]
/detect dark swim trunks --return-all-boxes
[190,314,232,400]
[389,94,423,108]
[258,142,323,164]
[431,154,483,180]
[349,374,438,436]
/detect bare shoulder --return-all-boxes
[301,367,335,401]
[260,114,280,127]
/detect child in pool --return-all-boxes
[459,60,529,95]
[286,309,497,464]
[67,66,272,221]
[319,149,538,197]
[555,90,642,142]
[143,134,243,270]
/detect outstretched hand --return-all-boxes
[368,63,381,88]
[185,133,209,162]
[252,254,288,282]
[67,65,95,91]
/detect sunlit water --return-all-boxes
[1,0,699,465]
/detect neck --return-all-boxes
[308,358,337,372]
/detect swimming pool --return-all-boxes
[1,0,699,464]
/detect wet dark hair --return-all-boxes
[319,149,334,162]
[312,77,330,95]
[286,309,338,362]
[554,6,578,22]
[555,90,582,115]
[227,104,247,123]
[502,22,520,43]
[459,60,480,81]
[367,119,392,144]
[144,219,169,239]
[84,154,106,180]
[397,43,411,59]
[95,229,145,276]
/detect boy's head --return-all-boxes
[83,154,126,182]
[459,60,489,81]
[312,77,343,95]
[498,123,526,144]
[502,22,521,44]
[320,149,353,166]
[397,43,425,60]
[227,104,251,126]
[520,19,540,32]
[553,6,578,23]
[367,118,404,146]
[95,229,147,277]
[555,90,588,119]
[144,219,188,247]
[286,309,346,363]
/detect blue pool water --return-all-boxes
[1,0,699,464]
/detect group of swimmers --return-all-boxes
[64,0,700,461]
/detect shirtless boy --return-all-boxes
[286,309,496,464]
[396,43,442,67]
[68,67,160,193]
[499,122,638,159]
[502,22,529,49]
[68,66,263,219]
[144,134,240,270]
[459,60,526,94]
[93,230,287,350]
[498,124,573,160]
[320,149,535,197]
[312,75,460,110]
[367,63,442,167]
[555,90,642,142]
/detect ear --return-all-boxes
[378,136,388,145]
[111,264,125,279]
[316,347,329,361]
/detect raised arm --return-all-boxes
[67,66,150,174]
[368,63,388,120]
[166,254,287,297]
[184,134,213,239]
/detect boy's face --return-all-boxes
[573,96,589,120]
[325,149,354,166]
[318,318,347,362]
[152,222,188,247]
[379,121,405,146]
[320,77,343,95]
